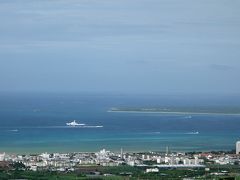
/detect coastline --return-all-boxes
[0,148,236,155]
[0,144,235,155]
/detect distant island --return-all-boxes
[108,107,240,115]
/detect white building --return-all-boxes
[236,141,240,154]
[30,165,37,171]
[0,152,5,161]
[157,158,162,164]
[127,161,135,166]
[40,152,51,160]
[146,168,159,173]
[164,156,170,164]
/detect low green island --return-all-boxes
[108,107,240,115]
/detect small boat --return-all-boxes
[66,120,85,127]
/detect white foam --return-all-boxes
[185,131,199,135]
[9,129,19,132]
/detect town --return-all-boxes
[0,141,240,179]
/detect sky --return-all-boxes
[0,0,240,94]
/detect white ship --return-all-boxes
[66,120,85,126]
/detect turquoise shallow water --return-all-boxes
[0,93,240,153]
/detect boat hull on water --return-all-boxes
[66,120,85,127]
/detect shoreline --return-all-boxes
[0,149,235,156]
[0,146,235,155]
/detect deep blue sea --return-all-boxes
[0,93,240,154]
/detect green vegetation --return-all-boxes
[0,170,87,180]
[1,164,240,179]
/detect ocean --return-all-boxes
[0,93,240,154]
